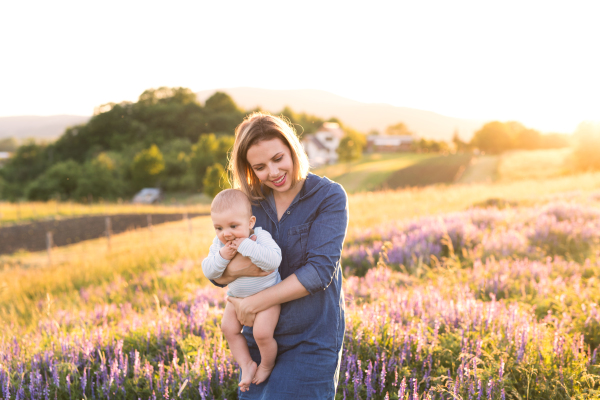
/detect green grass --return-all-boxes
[313,152,434,193]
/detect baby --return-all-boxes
[201,189,282,391]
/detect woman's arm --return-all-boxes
[228,274,309,326]
[212,249,274,285]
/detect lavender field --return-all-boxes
[2,192,600,399]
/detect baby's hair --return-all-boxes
[211,189,252,217]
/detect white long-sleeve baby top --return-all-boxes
[201,227,282,297]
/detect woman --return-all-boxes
[211,112,348,399]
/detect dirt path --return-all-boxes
[456,155,499,184]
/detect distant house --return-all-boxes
[365,135,413,152]
[301,122,345,167]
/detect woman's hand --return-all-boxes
[227,296,257,327]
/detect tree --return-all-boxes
[138,87,198,106]
[385,122,414,136]
[204,92,240,114]
[452,130,470,152]
[75,153,126,200]
[514,128,542,150]
[203,163,231,197]
[279,106,324,136]
[0,138,18,152]
[189,134,234,189]
[0,141,49,199]
[159,139,194,191]
[0,175,5,199]
[26,160,81,200]
[337,128,367,162]
[412,138,451,153]
[130,144,165,189]
[573,121,600,171]
[470,121,513,154]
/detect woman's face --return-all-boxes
[246,137,295,193]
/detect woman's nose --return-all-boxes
[268,164,279,178]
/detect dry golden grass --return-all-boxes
[3,170,600,329]
[497,148,574,182]
[347,171,600,228]
[0,216,215,326]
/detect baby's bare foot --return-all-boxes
[251,363,274,385]
[238,361,257,392]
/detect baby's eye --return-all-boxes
[215,227,222,231]
[230,225,237,229]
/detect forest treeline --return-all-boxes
[0,86,595,202]
[0,87,337,201]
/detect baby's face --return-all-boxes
[211,207,256,245]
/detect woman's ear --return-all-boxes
[249,215,256,229]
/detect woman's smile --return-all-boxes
[271,173,286,187]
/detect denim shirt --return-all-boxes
[212,173,348,383]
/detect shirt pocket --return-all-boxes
[286,222,311,271]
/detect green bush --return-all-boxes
[203,163,231,197]
[26,160,81,200]
[75,153,127,200]
[130,144,165,190]
[190,134,234,190]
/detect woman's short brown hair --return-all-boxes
[229,112,310,202]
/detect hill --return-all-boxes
[0,115,90,140]
[197,87,485,141]
[1,89,485,142]
[313,153,435,193]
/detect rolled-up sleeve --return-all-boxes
[294,184,348,294]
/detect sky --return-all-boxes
[1,0,599,133]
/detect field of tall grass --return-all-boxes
[3,171,600,399]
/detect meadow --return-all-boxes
[2,166,600,399]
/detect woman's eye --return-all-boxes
[255,167,264,171]
[275,156,283,162]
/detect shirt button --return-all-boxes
[287,211,291,214]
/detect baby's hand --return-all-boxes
[219,243,237,260]
[229,237,246,250]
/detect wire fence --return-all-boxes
[1,215,214,268]
[0,201,211,226]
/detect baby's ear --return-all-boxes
[249,215,256,229]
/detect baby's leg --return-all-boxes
[221,302,256,392]
[251,304,281,385]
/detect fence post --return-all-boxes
[105,216,112,251]
[183,212,193,235]
[46,232,53,266]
